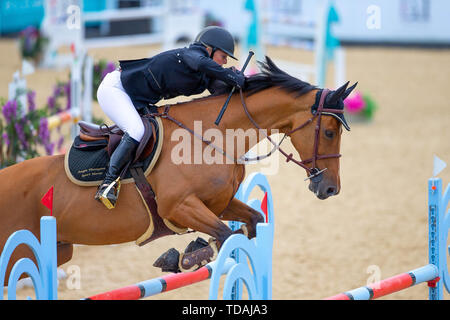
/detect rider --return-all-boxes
[95,26,246,209]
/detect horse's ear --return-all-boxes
[342,82,358,100]
[326,81,349,105]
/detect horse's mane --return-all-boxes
[212,56,317,98]
[170,56,317,107]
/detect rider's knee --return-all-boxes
[126,121,145,142]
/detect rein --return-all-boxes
[147,88,342,181]
[147,106,238,163]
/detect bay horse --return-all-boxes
[0,57,356,280]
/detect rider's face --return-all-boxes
[212,49,228,66]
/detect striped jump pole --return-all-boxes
[325,264,439,300]
[47,109,80,131]
[85,258,235,300]
[324,172,450,300]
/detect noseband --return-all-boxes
[240,88,343,182]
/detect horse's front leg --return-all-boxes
[219,198,265,239]
[154,194,238,272]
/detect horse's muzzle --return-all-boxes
[308,172,339,200]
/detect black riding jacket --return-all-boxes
[119,42,242,111]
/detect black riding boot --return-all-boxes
[95,132,139,209]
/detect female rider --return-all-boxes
[95,26,246,209]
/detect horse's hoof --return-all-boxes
[153,248,181,273]
[184,237,209,254]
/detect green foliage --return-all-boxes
[362,93,377,120]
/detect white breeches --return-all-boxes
[96,70,145,142]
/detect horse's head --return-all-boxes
[288,82,357,200]
[242,56,356,199]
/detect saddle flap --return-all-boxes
[107,134,122,157]
[73,136,108,151]
[134,117,157,163]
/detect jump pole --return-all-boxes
[326,174,450,300]
[325,264,439,300]
[47,109,80,131]
[85,258,235,300]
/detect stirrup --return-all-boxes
[96,177,121,209]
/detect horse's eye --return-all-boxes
[324,130,335,139]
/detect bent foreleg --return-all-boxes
[219,198,265,239]
[154,194,236,272]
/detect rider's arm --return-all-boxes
[181,51,245,88]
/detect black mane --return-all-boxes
[213,56,317,97]
[245,56,317,97]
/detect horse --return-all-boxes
[0,57,356,280]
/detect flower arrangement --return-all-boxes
[18,26,48,64]
[1,92,44,167]
[1,80,74,167]
[343,91,377,122]
[0,59,113,168]
[204,12,224,28]
[42,82,73,155]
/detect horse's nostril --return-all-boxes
[326,187,336,196]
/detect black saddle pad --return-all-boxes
[64,123,160,186]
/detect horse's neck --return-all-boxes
[225,87,315,137]
[168,88,315,157]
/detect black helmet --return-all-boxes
[195,26,237,60]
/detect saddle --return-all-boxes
[78,119,153,165]
[65,116,159,184]
[64,115,187,246]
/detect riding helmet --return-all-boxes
[195,26,237,60]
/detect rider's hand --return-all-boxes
[235,73,245,89]
[231,66,246,89]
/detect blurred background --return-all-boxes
[1,0,449,300]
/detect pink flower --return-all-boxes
[344,91,365,114]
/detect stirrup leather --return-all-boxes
[96,177,121,209]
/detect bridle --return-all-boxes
[147,88,343,182]
[239,88,343,182]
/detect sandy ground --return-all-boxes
[1,39,450,300]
